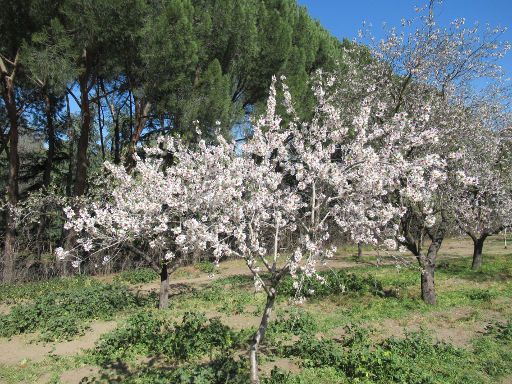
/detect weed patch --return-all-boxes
[274,327,504,383]
[90,311,244,365]
[279,270,384,299]
[0,282,151,341]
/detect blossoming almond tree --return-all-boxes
[58,134,244,309]
[449,100,512,269]
[224,75,441,383]
[350,0,510,304]
[58,71,442,380]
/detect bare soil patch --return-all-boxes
[371,306,501,348]
[0,303,11,315]
[60,365,99,384]
[53,321,117,356]
[261,357,300,376]
[0,320,116,365]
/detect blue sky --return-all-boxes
[297,0,512,79]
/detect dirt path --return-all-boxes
[0,320,116,365]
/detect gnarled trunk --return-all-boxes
[250,292,275,384]
[418,236,443,305]
[471,236,486,270]
[125,98,151,170]
[420,262,436,305]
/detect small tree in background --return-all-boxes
[449,99,512,270]
[349,0,511,304]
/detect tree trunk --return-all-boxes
[125,99,151,170]
[65,94,74,197]
[100,80,120,164]
[37,91,57,254]
[420,262,436,305]
[471,236,486,270]
[96,83,105,162]
[357,242,362,261]
[159,263,169,309]
[64,51,93,271]
[74,69,92,197]
[114,117,120,164]
[418,236,443,305]
[250,292,276,384]
[42,92,56,188]
[2,84,19,283]
[128,89,133,138]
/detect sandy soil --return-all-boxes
[60,366,100,384]
[0,320,116,365]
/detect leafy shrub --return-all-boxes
[92,311,241,364]
[265,309,319,355]
[0,276,89,304]
[467,289,497,301]
[268,309,318,337]
[218,291,253,315]
[162,312,236,361]
[83,357,249,384]
[281,327,487,384]
[285,336,346,369]
[0,282,149,341]
[265,367,347,384]
[114,268,159,285]
[196,261,217,274]
[472,335,512,377]
[90,310,163,364]
[279,270,384,299]
[485,319,512,342]
[197,284,225,302]
[193,279,256,314]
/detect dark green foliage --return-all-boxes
[279,270,384,299]
[164,357,249,384]
[83,356,249,384]
[91,311,241,365]
[114,268,159,285]
[0,0,357,277]
[0,276,90,304]
[90,310,163,364]
[276,328,495,384]
[196,284,224,302]
[195,261,217,274]
[472,321,512,377]
[268,308,318,337]
[166,312,236,361]
[484,319,512,342]
[467,289,497,301]
[0,282,149,341]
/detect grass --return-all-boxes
[0,356,82,384]
[0,237,511,383]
